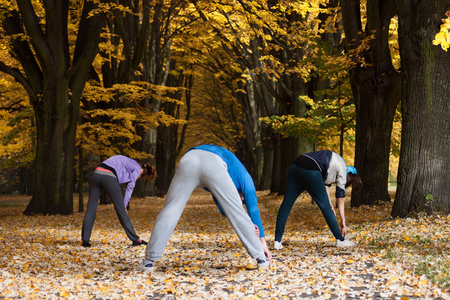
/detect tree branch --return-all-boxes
[0,61,33,97]
[16,0,53,69]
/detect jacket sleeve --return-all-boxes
[242,184,265,238]
[212,194,226,216]
[123,171,140,206]
[334,156,347,198]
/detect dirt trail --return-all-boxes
[0,190,447,299]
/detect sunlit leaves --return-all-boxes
[0,76,34,168]
[433,19,450,51]
[389,17,400,69]
[78,81,185,160]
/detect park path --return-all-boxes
[0,190,448,299]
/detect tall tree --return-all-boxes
[149,1,191,194]
[79,1,190,196]
[0,0,106,214]
[192,0,325,191]
[80,0,157,198]
[392,0,450,217]
[341,0,402,206]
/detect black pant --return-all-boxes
[81,172,139,242]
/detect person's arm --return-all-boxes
[259,237,272,265]
[243,191,264,237]
[123,169,140,207]
[326,185,336,216]
[252,224,272,264]
[123,181,135,207]
[336,197,347,237]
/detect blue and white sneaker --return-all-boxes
[257,258,270,269]
[137,260,154,272]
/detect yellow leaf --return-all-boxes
[418,280,427,286]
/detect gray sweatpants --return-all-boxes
[144,149,266,261]
[82,171,140,242]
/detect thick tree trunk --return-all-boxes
[351,68,401,206]
[392,0,450,217]
[24,82,75,215]
[341,0,401,207]
[2,1,104,215]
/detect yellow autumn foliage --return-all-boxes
[433,19,450,51]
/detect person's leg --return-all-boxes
[81,173,102,242]
[303,169,344,241]
[144,151,201,262]
[102,175,140,242]
[198,151,266,260]
[274,164,304,242]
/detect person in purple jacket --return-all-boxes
[81,155,156,247]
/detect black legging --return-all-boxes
[275,164,344,242]
[81,171,139,242]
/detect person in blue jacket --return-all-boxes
[274,150,363,250]
[81,155,157,247]
[137,144,272,272]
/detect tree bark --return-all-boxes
[392,0,450,217]
[0,1,105,215]
[25,80,74,215]
[341,0,402,206]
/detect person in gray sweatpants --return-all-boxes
[137,145,272,271]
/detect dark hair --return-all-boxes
[141,163,157,180]
[346,173,363,192]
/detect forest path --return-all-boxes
[0,189,448,299]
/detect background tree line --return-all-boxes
[0,0,448,217]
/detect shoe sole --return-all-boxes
[335,243,355,247]
[137,263,154,272]
[273,244,283,250]
[257,261,270,269]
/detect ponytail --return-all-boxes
[346,173,363,192]
[141,163,157,180]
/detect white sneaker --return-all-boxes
[335,238,355,247]
[257,259,270,269]
[273,241,283,250]
[137,260,154,272]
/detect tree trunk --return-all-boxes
[134,129,157,196]
[259,126,274,190]
[24,82,75,215]
[6,0,106,215]
[78,145,84,213]
[392,0,450,217]
[351,67,401,206]
[341,0,402,207]
[19,166,33,196]
[155,121,179,195]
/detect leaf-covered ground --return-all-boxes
[1,189,449,299]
